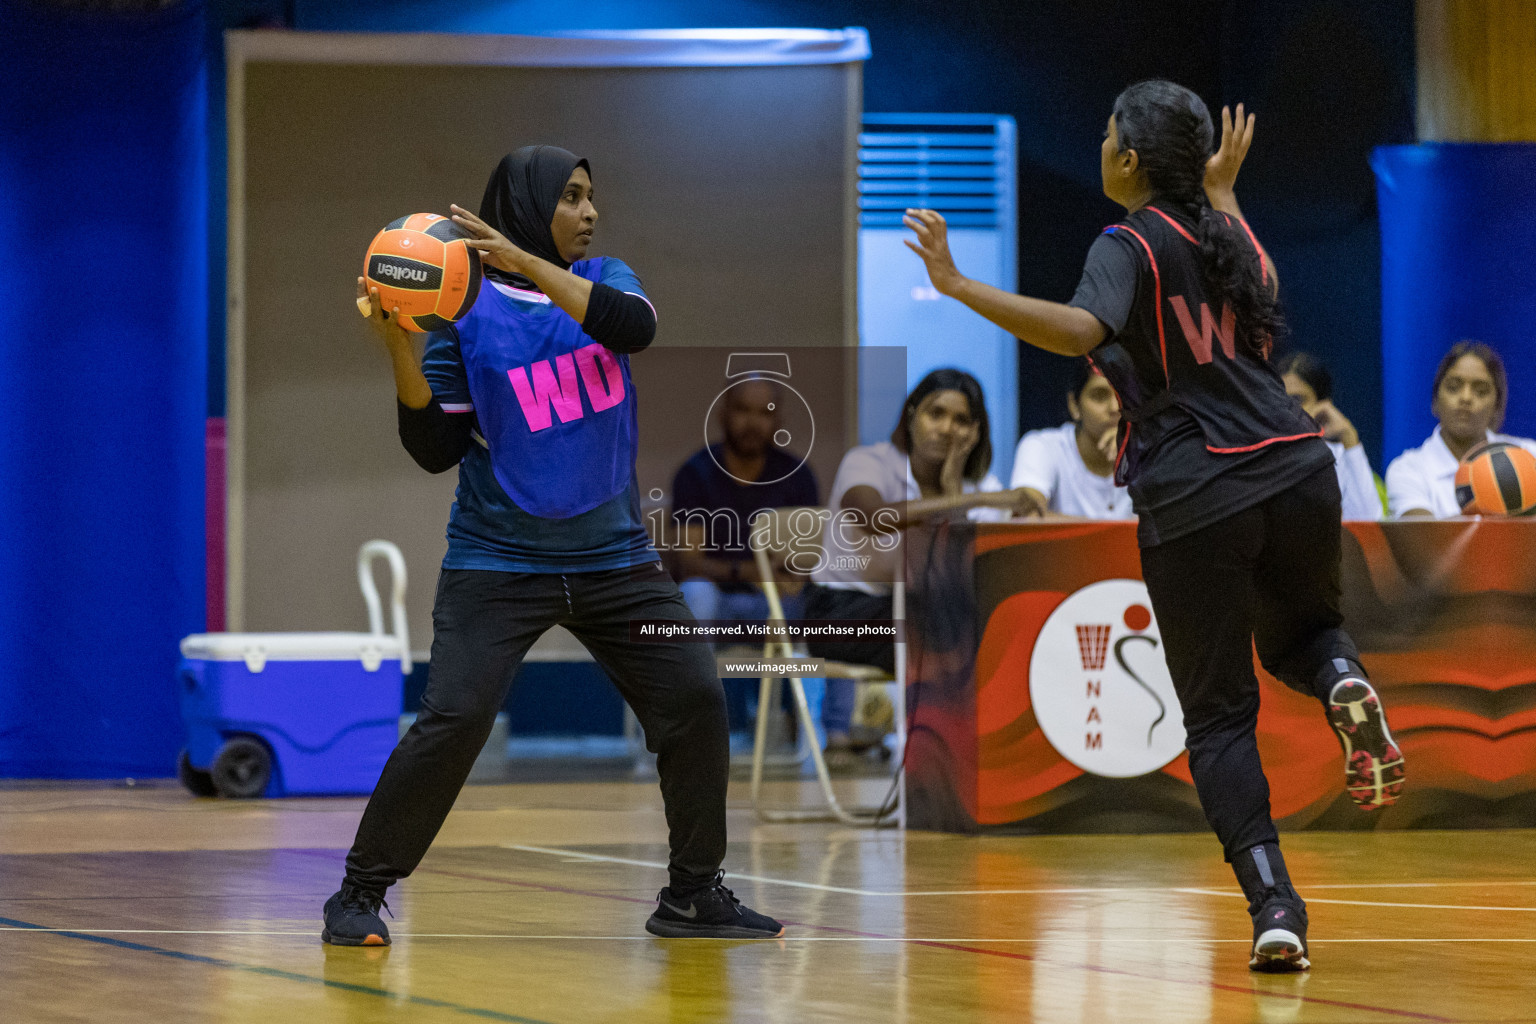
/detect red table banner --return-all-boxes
[903,519,1536,833]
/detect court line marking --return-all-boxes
[0,914,558,1024]
[504,845,1536,908]
[0,848,1515,1024]
[3,855,1465,1024]
[854,925,1457,1023]
[0,929,320,935]
[497,847,1451,1022]
[502,844,1247,897]
[168,846,1482,1022]
[4,929,1536,944]
[6,875,1532,902]
[504,844,883,894]
[1305,880,1536,890]
[1176,887,1536,913]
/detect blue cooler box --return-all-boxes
[178,540,411,798]
[178,632,404,797]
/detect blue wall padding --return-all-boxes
[0,2,208,776]
[1373,144,1536,458]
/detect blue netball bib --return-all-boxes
[451,258,638,518]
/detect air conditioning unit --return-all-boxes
[858,114,1018,481]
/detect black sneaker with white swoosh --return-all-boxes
[645,870,785,938]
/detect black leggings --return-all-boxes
[344,563,729,894]
[1139,465,1360,861]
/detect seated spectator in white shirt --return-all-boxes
[1276,351,1383,520]
[1009,361,1133,519]
[1386,340,1536,518]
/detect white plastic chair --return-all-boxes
[746,508,905,827]
[357,539,411,674]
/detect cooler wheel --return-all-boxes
[177,749,217,797]
[210,737,272,799]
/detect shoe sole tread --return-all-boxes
[321,927,389,946]
[1250,927,1309,972]
[1328,679,1405,810]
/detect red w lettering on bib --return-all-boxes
[1168,296,1235,364]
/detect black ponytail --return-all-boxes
[1111,80,1283,357]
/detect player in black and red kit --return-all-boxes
[903,80,1403,972]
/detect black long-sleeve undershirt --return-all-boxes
[582,280,656,353]
[398,399,472,473]
[397,281,654,472]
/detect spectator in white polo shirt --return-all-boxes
[1386,340,1536,518]
[1276,351,1383,520]
[1010,360,1134,519]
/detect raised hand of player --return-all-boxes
[903,208,965,296]
[449,203,530,275]
[1204,103,1255,201]
[357,276,435,407]
[356,276,412,353]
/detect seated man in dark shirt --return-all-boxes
[670,377,819,730]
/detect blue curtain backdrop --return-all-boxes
[0,1,208,776]
[1373,144,1536,458]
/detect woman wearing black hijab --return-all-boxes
[326,146,783,945]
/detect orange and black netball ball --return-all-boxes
[363,213,483,332]
[1455,441,1536,516]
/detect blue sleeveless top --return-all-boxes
[421,257,658,573]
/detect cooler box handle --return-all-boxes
[358,540,410,674]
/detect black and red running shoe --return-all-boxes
[1249,887,1310,973]
[1327,677,1405,810]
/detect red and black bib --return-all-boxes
[1089,204,1319,486]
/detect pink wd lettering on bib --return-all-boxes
[452,258,638,518]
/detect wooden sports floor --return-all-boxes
[3,778,1533,1024]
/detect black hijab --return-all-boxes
[478,145,590,280]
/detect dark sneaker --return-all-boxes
[322,884,391,946]
[1327,677,1405,810]
[1249,887,1310,973]
[645,871,785,938]
[822,734,861,774]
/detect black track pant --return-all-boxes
[345,563,728,894]
[1139,465,1360,862]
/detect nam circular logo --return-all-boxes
[1028,579,1186,778]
